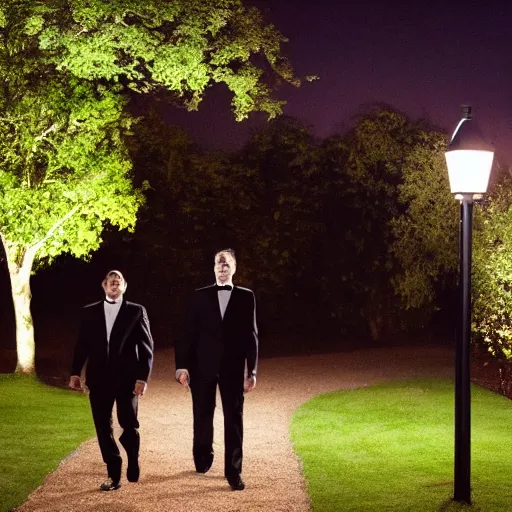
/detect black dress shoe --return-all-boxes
[99,478,121,491]
[195,461,212,474]
[127,456,140,482]
[195,453,213,474]
[227,475,245,491]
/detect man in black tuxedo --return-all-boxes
[175,249,258,491]
[69,270,154,491]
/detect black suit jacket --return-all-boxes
[71,300,154,391]
[176,285,258,383]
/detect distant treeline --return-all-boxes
[5,105,512,365]
[98,106,461,347]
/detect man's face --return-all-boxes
[214,253,236,284]
[102,272,126,300]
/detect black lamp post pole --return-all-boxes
[454,194,473,504]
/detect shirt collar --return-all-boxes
[104,297,122,305]
[216,281,233,287]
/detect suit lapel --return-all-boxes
[96,301,107,339]
[206,285,223,321]
[222,286,237,323]
[110,301,130,349]
[93,302,108,358]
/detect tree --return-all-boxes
[236,117,324,337]
[318,108,451,340]
[0,0,297,374]
[321,108,408,339]
[126,114,323,343]
[388,120,512,364]
[390,130,458,316]
[390,148,512,371]
[472,170,512,364]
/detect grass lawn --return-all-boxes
[291,379,512,512]
[0,374,95,512]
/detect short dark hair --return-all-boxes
[215,248,236,263]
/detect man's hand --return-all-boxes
[133,380,147,396]
[244,375,256,393]
[177,370,190,391]
[68,375,82,391]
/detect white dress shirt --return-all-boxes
[217,286,232,318]
[104,298,122,351]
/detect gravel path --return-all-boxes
[16,344,454,512]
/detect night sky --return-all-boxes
[164,0,512,163]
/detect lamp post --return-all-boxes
[445,106,494,504]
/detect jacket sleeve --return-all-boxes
[246,291,259,377]
[136,306,154,382]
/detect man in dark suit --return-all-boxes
[69,270,154,491]
[175,248,258,491]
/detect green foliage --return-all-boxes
[31,0,297,119]
[386,119,512,364]
[125,108,458,341]
[473,173,512,361]
[239,117,322,284]
[0,0,297,265]
[390,131,458,311]
[127,107,512,348]
[123,113,326,338]
[0,78,141,265]
[234,118,326,333]
[0,0,298,372]
[320,108,448,337]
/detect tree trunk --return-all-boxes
[1,237,37,375]
[365,298,384,342]
[367,315,382,342]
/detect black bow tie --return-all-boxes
[215,285,232,291]
[105,299,118,304]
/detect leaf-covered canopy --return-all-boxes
[0,74,140,263]
[0,0,297,266]
[24,0,297,119]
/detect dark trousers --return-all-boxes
[89,387,140,481]
[191,375,244,478]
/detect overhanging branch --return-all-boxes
[30,205,80,253]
